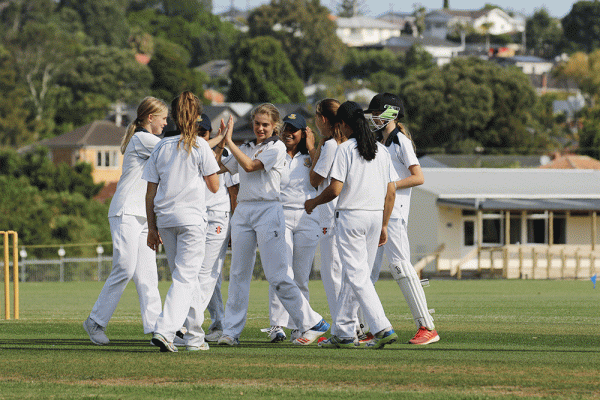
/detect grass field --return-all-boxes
[1,279,599,399]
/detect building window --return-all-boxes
[464,220,475,246]
[96,150,118,168]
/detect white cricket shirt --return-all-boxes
[223,137,286,202]
[330,139,399,211]
[142,136,220,228]
[108,130,161,218]
[312,138,339,228]
[385,129,420,222]
[280,152,318,209]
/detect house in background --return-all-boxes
[381,35,464,66]
[423,8,525,40]
[418,154,548,169]
[36,120,124,185]
[334,16,402,47]
[409,168,600,279]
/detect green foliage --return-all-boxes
[578,105,600,159]
[58,0,130,47]
[247,0,346,82]
[228,36,305,103]
[401,57,539,153]
[562,1,600,53]
[0,148,109,254]
[148,37,207,102]
[525,8,564,58]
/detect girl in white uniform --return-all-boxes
[366,93,439,345]
[217,103,329,346]
[83,97,168,346]
[305,101,398,349]
[266,113,321,342]
[143,92,220,352]
[308,99,346,334]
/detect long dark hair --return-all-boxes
[315,98,342,142]
[337,101,377,161]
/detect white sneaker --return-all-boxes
[289,329,301,343]
[217,335,240,346]
[83,317,109,345]
[187,342,210,351]
[205,329,223,342]
[151,333,178,352]
[261,326,286,343]
[292,319,330,345]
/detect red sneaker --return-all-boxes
[408,327,440,345]
[358,332,374,344]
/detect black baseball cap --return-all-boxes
[282,113,307,130]
[364,93,405,119]
[196,114,212,132]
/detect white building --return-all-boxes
[335,16,402,47]
[424,8,525,40]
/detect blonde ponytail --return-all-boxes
[120,96,168,154]
[171,91,202,154]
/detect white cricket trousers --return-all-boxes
[268,207,320,328]
[155,223,207,347]
[334,210,392,339]
[201,210,230,332]
[90,215,161,334]
[318,225,343,330]
[372,217,410,283]
[223,201,322,339]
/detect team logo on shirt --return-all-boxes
[216,226,222,234]
[323,228,328,235]
[304,158,312,168]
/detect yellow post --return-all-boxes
[1,231,19,320]
[560,248,566,279]
[3,232,8,320]
[503,211,510,278]
[12,231,18,319]
[592,211,597,251]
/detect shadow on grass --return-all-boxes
[0,339,598,354]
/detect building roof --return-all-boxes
[421,168,600,199]
[383,35,463,49]
[41,120,125,148]
[540,155,600,170]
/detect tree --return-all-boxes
[58,0,130,47]
[336,0,366,17]
[228,36,305,103]
[578,105,600,158]
[342,48,402,80]
[247,0,346,83]
[148,37,206,102]
[55,45,153,128]
[400,57,538,153]
[555,50,600,104]
[525,9,564,58]
[562,1,600,53]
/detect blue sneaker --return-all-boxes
[292,319,330,345]
[365,328,398,349]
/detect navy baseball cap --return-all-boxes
[196,114,212,132]
[282,113,307,130]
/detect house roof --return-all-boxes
[421,168,600,199]
[540,155,600,170]
[41,120,125,148]
[420,168,600,211]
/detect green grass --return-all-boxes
[1,279,599,399]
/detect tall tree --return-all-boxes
[562,1,600,53]
[228,36,305,103]
[555,50,600,104]
[58,0,130,47]
[401,57,538,153]
[525,8,564,57]
[247,0,346,83]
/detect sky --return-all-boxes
[211,0,575,19]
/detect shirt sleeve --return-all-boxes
[141,151,159,183]
[329,144,348,183]
[222,152,239,175]
[256,141,284,172]
[313,139,336,179]
[398,136,419,168]
[224,172,240,188]
[133,131,161,160]
[199,140,220,177]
